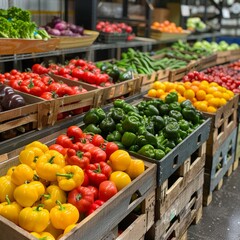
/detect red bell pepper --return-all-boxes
[99,180,118,202]
[66,148,90,170]
[66,126,83,143]
[82,172,89,187]
[87,200,105,216]
[86,162,112,187]
[104,142,119,159]
[89,146,107,163]
[87,186,99,200]
[56,134,74,149]
[49,144,68,156]
[68,186,94,213]
[91,134,105,147]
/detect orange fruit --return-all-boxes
[219,98,227,106]
[178,96,186,103]
[222,92,231,101]
[207,86,218,94]
[226,90,234,98]
[196,90,206,101]
[205,94,214,101]
[184,81,192,89]
[156,89,165,98]
[148,89,157,98]
[201,80,209,86]
[197,102,208,112]
[191,85,199,93]
[209,82,219,87]
[165,82,176,92]
[208,97,220,108]
[192,80,201,86]
[176,85,185,96]
[207,106,217,113]
[152,81,165,90]
[160,93,167,100]
[184,89,195,99]
[213,91,222,98]
[199,84,209,92]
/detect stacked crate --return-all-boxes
[203,94,239,206]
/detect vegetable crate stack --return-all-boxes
[203,94,239,206]
[0,125,157,240]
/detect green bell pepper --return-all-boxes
[84,124,102,134]
[137,101,147,111]
[129,145,140,152]
[158,103,170,116]
[111,108,126,122]
[144,131,158,148]
[119,70,132,81]
[164,122,180,139]
[83,109,100,125]
[116,123,124,134]
[179,129,188,139]
[107,65,120,82]
[164,140,176,149]
[128,111,143,121]
[169,102,181,112]
[136,135,148,147]
[165,92,178,104]
[113,99,125,108]
[179,119,190,131]
[182,107,200,124]
[113,141,125,149]
[99,117,116,134]
[123,103,139,113]
[137,144,155,159]
[164,116,177,125]
[169,110,183,121]
[151,115,165,132]
[154,149,165,160]
[145,121,155,135]
[122,116,140,133]
[146,99,164,108]
[138,126,147,135]
[144,104,159,116]
[106,130,122,142]
[121,132,137,147]
[180,99,193,108]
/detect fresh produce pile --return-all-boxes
[193,40,239,52]
[0,69,88,99]
[31,60,114,87]
[203,67,240,93]
[116,48,188,74]
[148,78,234,113]
[186,17,206,32]
[151,20,184,33]
[43,16,84,37]
[83,95,204,160]
[172,40,212,56]
[0,7,50,40]
[0,84,26,112]
[96,21,133,34]
[0,126,145,239]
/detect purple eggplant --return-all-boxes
[1,93,26,110]
[0,85,14,101]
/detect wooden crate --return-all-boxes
[0,91,51,135]
[233,124,240,171]
[145,169,204,240]
[55,30,99,49]
[199,54,217,70]
[0,38,59,55]
[156,142,206,220]
[203,127,237,206]
[216,51,231,65]
[0,132,157,240]
[206,107,237,156]
[227,49,240,62]
[101,190,155,240]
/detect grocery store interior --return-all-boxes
[0,0,240,240]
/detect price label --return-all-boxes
[181,5,190,17]
[222,7,230,18]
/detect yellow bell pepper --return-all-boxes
[19,204,50,232]
[44,221,63,239]
[31,232,55,240]
[109,150,131,171]
[36,150,65,182]
[29,181,45,200]
[50,200,79,230]
[110,171,132,191]
[25,141,49,153]
[56,165,84,191]
[11,164,34,186]
[0,175,16,202]
[63,224,77,235]
[0,195,22,225]
[125,159,145,179]
[19,147,44,170]
[13,182,39,207]
[41,185,67,211]
[6,166,16,176]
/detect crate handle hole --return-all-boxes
[197,134,202,144]
[220,112,224,120]
[128,190,142,211]
[172,155,179,168]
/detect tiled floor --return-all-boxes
[188,166,240,240]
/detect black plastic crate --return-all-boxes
[98,32,128,43]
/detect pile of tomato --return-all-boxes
[0,69,88,100]
[31,59,114,87]
[0,125,145,239]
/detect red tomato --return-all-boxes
[91,134,105,147]
[66,126,83,143]
[87,186,99,200]
[99,181,118,202]
[104,142,119,159]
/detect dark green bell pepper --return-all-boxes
[169,110,183,121]
[113,141,125,149]
[169,102,181,112]
[111,108,125,122]
[144,104,159,116]
[146,99,164,108]
[154,149,165,160]
[107,65,120,82]
[116,123,124,134]
[158,103,170,116]
[164,140,176,149]
[164,122,180,139]
[165,92,178,104]
[128,111,143,121]
[119,70,133,81]
[99,117,116,134]
[106,130,122,142]
[179,119,190,131]
[182,107,200,124]
[84,124,102,134]
[122,115,140,133]
[138,126,147,135]
[83,109,100,125]
[122,103,139,114]
[164,116,177,125]
[121,132,137,147]
[129,145,140,152]
[145,121,155,135]
[136,135,148,147]
[180,99,193,109]
[144,131,158,148]
[137,144,155,159]
[137,101,147,111]
[113,99,125,108]
[179,129,188,139]
[151,115,165,132]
